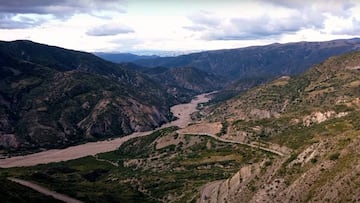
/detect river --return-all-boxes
[0,92,213,168]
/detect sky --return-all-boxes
[1,0,360,55]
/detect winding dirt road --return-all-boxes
[0,93,213,168]
[181,133,287,156]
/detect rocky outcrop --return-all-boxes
[302,111,348,127]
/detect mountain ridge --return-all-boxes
[134,38,360,80]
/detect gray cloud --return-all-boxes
[0,0,126,16]
[0,0,126,29]
[86,23,134,36]
[0,0,58,14]
[263,0,355,18]
[255,0,356,38]
[0,13,49,29]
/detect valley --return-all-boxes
[1,127,277,202]
[3,1,360,202]
[2,39,360,203]
[0,92,213,168]
[0,40,226,155]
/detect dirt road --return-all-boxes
[181,132,287,157]
[0,93,213,168]
[8,177,83,203]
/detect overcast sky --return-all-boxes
[1,0,360,54]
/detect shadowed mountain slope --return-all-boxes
[142,66,225,102]
[0,40,178,153]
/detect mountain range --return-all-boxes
[3,49,360,202]
[2,38,360,154]
[134,38,360,80]
[2,39,360,202]
[0,40,222,154]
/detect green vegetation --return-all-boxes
[0,176,62,203]
[216,120,228,136]
[329,152,340,161]
[1,127,272,202]
[207,51,360,152]
[267,117,351,150]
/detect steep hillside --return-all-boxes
[142,66,225,102]
[135,38,360,80]
[198,51,360,202]
[207,51,360,124]
[0,41,178,154]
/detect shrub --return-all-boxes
[310,157,318,164]
[329,152,340,161]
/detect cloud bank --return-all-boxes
[185,0,358,41]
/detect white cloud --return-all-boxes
[187,11,221,27]
[87,23,134,36]
[184,0,356,41]
[325,16,360,35]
